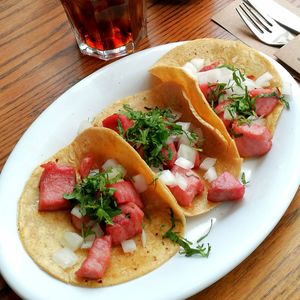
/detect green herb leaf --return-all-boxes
[81,224,94,239]
[241,172,249,185]
[64,170,121,225]
[120,105,198,168]
[117,118,125,137]
[163,209,211,257]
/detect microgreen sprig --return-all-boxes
[120,105,198,168]
[64,170,122,225]
[163,209,211,257]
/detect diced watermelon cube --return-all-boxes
[75,235,112,279]
[39,162,75,211]
[250,88,279,117]
[79,155,95,179]
[168,166,204,207]
[231,122,272,157]
[207,172,245,202]
[110,181,143,208]
[161,142,177,169]
[102,114,133,134]
[106,203,144,245]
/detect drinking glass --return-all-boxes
[60,0,147,60]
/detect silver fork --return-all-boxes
[236,0,295,46]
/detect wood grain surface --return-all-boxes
[0,0,299,299]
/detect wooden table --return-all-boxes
[0,0,299,299]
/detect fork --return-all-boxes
[236,0,295,46]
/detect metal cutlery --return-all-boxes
[236,0,295,46]
[247,0,300,34]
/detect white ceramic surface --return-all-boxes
[0,43,300,300]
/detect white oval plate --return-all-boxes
[0,43,300,300]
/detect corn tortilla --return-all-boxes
[149,38,284,145]
[18,127,185,287]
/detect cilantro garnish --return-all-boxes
[207,65,289,125]
[232,68,246,88]
[64,170,121,225]
[207,82,228,108]
[241,172,249,185]
[226,86,257,124]
[120,105,198,168]
[117,118,125,137]
[163,209,211,257]
[81,224,94,239]
[252,91,290,110]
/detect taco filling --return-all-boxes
[183,61,288,157]
[18,127,186,287]
[94,83,244,216]
[149,39,289,159]
[46,158,147,279]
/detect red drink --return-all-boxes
[60,0,147,60]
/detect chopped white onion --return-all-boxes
[200,157,217,171]
[191,126,204,146]
[106,167,123,180]
[252,117,267,127]
[197,68,233,84]
[81,234,96,249]
[121,239,136,253]
[228,81,245,95]
[175,173,188,190]
[61,232,83,251]
[223,108,235,121]
[190,58,205,70]
[141,229,147,248]
[151,166,162,174]
[52,248,78,269]
[71,205,83,219]
[244,78,259,91]
[78,120,92,135]
[89,169,99,176]
[158,170,177,186]
[104,161,126,178]
[102,159,119,170]
[176,122,191,131]
[132,174,148,193]
[166,135,178,144]
[92,223,104,238]
[255,72,273,87]
[175,157,194,169]
[182,62,198,77]
[178,134,190,146]
[203,167,218,182]
[178,144,197,164]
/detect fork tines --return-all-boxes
[236,0,294,46]
[237,1,273,34]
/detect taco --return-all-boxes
[93,83,244,217]
[18,127,186,287]
[149,39,288,158]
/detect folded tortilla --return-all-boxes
[149,38,283,145]
[18,127,185,287]
[93,83,242,216]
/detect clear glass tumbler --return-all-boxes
[60,0,147,60]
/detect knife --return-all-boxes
[247,0,300,34]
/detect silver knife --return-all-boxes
[247,0,300,34]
